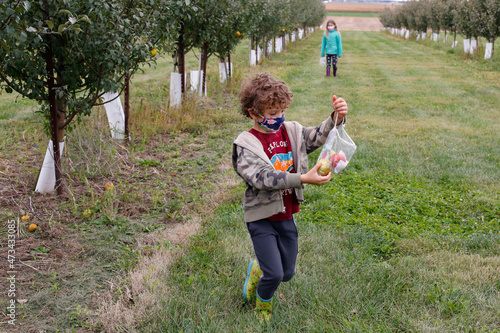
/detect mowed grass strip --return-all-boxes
[138,31,500,331]
[327,11,380,18]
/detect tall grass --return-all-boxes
[134,30,499,332]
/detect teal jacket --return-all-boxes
[321,30,342,57]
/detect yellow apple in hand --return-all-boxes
[317,159,332,176]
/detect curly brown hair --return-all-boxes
[238,73,293,118]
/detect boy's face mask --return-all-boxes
[328,26,335,31]
[257,114,285,132]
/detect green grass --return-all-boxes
[137,31,499,331]
[328,11,380,18]
[1,28,498,332]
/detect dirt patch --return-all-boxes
[325,16,384,32]
[325,1,397,13]
[0,92,240,331]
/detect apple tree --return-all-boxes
[440,0,460,44]
[191,0,245,91]
[153,0,200,97]
[477,0,500,56]
[0,0,154,194]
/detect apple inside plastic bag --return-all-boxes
[316,127,356,174]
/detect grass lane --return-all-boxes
[138,31,499,331]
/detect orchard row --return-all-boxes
[379,0,499,57]
[0,0,325,194]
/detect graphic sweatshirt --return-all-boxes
[232,115,344,223]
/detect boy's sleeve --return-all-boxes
[233,145,302,190]
[301,116,337,154]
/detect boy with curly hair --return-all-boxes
[232,73,348,322]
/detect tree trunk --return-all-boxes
[179,22,185,95]
[124,72,130,140]
[282,35,286,51]
[250,37,254,61]
[228,52,231,79]
[201,41,209,94]
[255,38,259,64]
[43,34,63,195]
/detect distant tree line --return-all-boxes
[379,0,500,56]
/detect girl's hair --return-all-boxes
[325,19,337,38]
[238,73,293,118]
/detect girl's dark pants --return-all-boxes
[326,54,338,71]
[246,217,298,300]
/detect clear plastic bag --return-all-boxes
[319,57,326,66]
[316,114,356,175]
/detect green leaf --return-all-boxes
[78,15,92,24]
[45,20,54,30]
[58,23,66,33]
[58,9,73,16]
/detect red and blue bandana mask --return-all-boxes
[257,114,285,132]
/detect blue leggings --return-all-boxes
[247,217,298,300]
[326,54,338,70]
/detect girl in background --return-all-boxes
[321,19,343,77]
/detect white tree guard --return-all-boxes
[170,72,182,108]
[422,32,427,40]
[452,41,458,48]
[405,30,410,39]
[102,92,126,141]
[250,50,257,66]
[444,35,448,43]
[35,140,65,193]
[485,43,493,59]
[463,39,470,53]
[219,63,233,83]
[469,39,477,54]
[267,40,273,53]
[298,29,303,39]
[189,71,207,96]
[275,38,282,53]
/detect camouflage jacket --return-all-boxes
[232,115,343,222]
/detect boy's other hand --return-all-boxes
[332,95,348,124]
[300,162,332,185]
